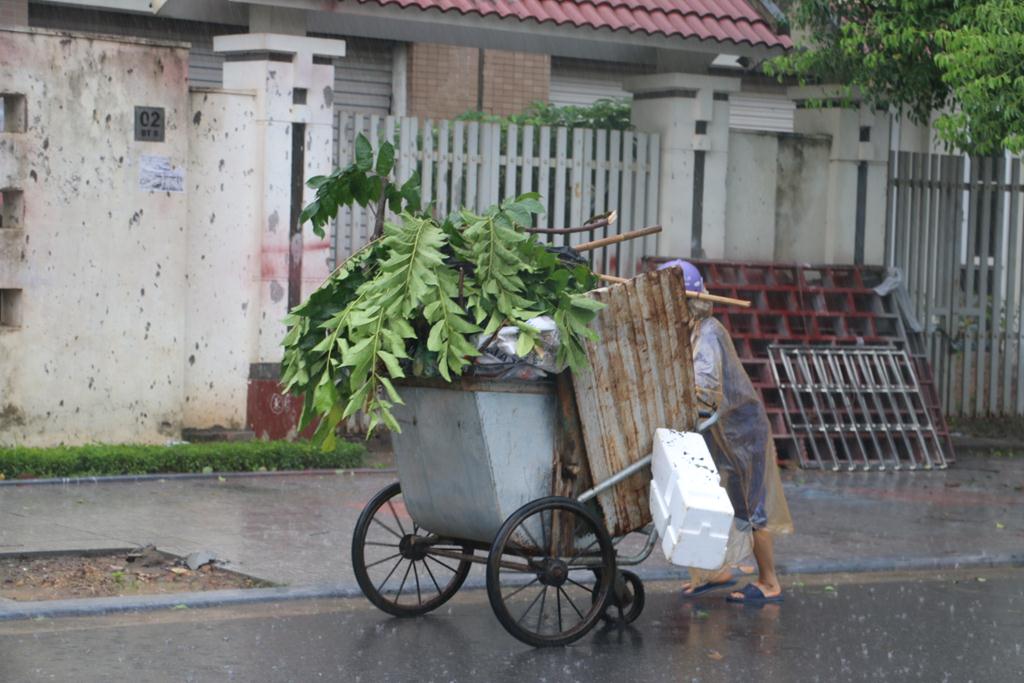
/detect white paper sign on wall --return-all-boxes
[139,155,184,193]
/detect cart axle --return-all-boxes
[399,535,429,561]
[538,559,570,588]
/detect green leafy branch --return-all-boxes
[423,267,481,381]
[283,137,605,444]
[300,134,422,239]
[454,197,545,339]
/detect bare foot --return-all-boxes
[729,580,782,601]
[682,568,734,595]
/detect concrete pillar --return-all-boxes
[788,86,891,265]
[391,44,408,117]
[213,33,345,363]
[626,73,740,259]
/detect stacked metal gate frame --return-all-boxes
[642,259,954,469]
[769,346,948,471]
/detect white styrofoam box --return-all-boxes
[649,428,734,569]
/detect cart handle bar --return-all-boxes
[577,455,652,504]
[577,412,720,504]
[696,412,720,433]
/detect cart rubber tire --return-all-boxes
[486,496,615,647]
[352,482,472,617]
[591,570,645,624]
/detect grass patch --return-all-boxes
[0,440,365,480]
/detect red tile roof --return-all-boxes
[351,0,792,49]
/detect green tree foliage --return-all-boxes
[281,137,603,446]
[768,0,1024,154]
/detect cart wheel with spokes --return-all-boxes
[352,482,473,617]
[486,496,615,647]
[591,569,645,624]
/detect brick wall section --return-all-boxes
[407,43,479,120]
[407,43,551,120]
[481,49,550,117]
[0,0,28,26]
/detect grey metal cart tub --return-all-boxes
[351,377,715,648]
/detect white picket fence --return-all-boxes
[332,111,661,277]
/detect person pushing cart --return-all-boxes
[349,264,792,647]
[658,259,793,604]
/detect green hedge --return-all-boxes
[0,440,366,480]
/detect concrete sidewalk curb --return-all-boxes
[0,468,397,487]
[775,552,1024,575]
[0,583,366,621]
[475,551,1024,586]
[3,552,1020,622]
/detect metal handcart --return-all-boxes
[350,376,717,647]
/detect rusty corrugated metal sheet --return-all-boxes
[572,268,698,536]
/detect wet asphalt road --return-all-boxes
[0,568,1021,683]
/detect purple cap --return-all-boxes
[657,259,704,293]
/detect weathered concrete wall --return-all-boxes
[893,113,949,155]
[724,90,892,266]
[790,90,891,265]
[183,89,261,429]
[774,134,831,262]
[724,131,778,260]
[0,27,190,446]
[724,131,832,263]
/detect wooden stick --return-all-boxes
[574,225,662,252]
[525,209,619,235]
[526,221,608,235]
[687,290,752,308]
[596,274,751,308]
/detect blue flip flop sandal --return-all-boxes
[726,583,784,604]
[681,579,737,598]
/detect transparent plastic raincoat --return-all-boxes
[687,299,793,581]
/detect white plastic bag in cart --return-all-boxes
[473,316,563,379]
[649,428,747,569]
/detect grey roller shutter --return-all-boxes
[549,57,647,108]
[326,38,394,266]
[329,39,394,165]
[550,74,631,108]
[332,39,394,114]
[728,93,795,133]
